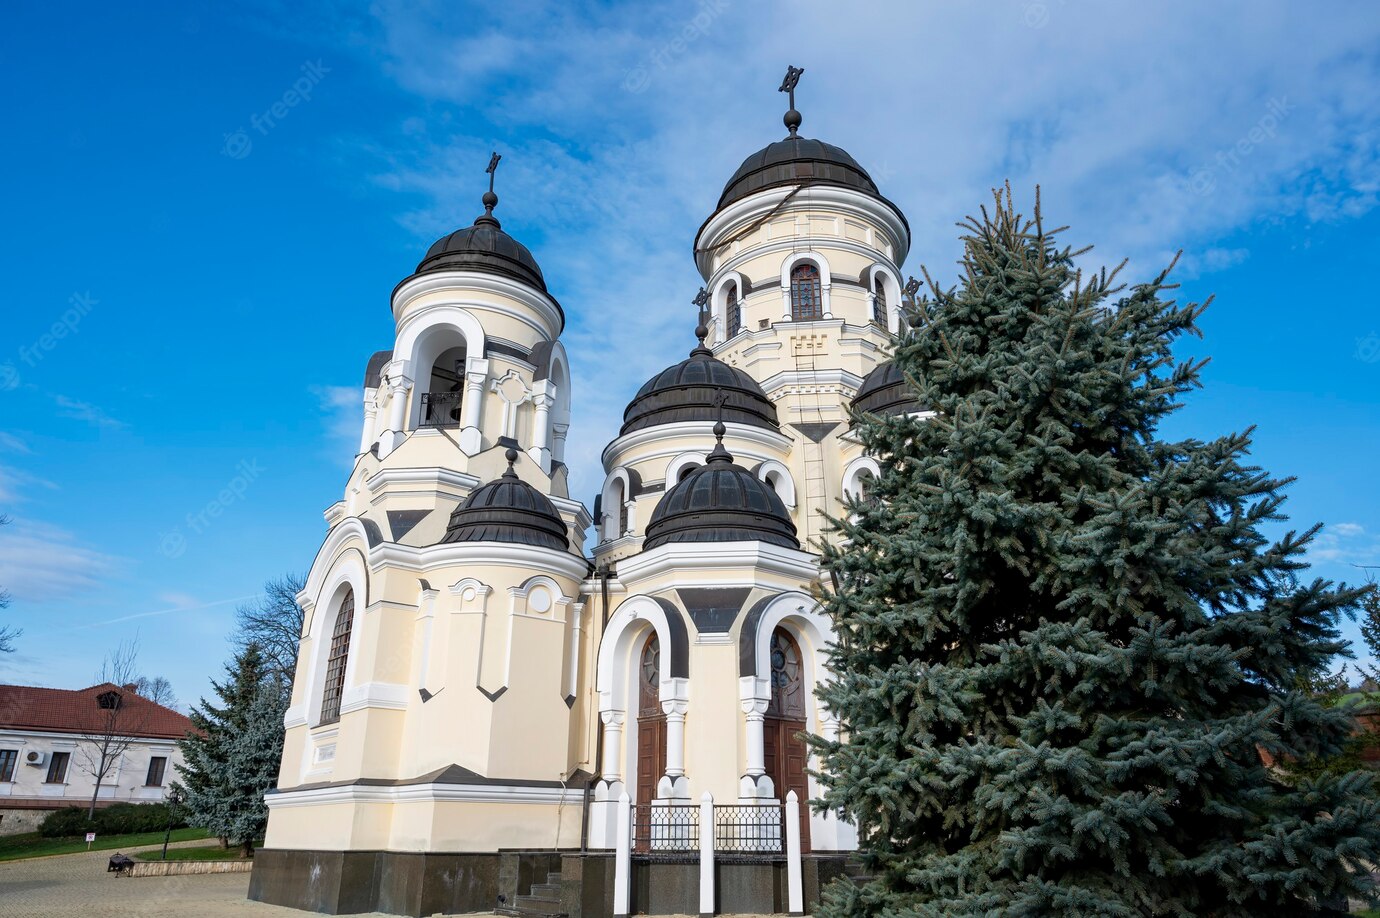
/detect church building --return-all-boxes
[250,69,920,917]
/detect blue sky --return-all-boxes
[2,0,1379,707]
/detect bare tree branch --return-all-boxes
[233,573,306,688]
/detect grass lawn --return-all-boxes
[0,827,211,862]
[135,844,247,861]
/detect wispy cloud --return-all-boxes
[328,1,1380,501]
[0,464,58,503]
[0,432,31,454]
[53,394,124,430]
[1310,523,1380,568]
[0,518,122,602]
[312,384,360,465]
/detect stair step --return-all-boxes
[528,883,560,896]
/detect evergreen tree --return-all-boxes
[810,186,1380,916]
[176,643,286,855]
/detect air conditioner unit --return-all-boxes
[24,750,47,767]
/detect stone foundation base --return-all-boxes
[249,847,848,916]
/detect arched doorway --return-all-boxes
[635,632,665,813]
[763,627,810,852]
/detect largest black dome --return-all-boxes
[441,450,569,551]
[416,211,547,293]
[622,338,778,436]
[718,136,880,211]
[643,433,798,550]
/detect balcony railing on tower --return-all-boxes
[419,391,463,428]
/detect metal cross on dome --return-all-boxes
[693,286,710,328]
[779,65,804,104]
[486,152,501,191]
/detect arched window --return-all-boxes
[790,264,823,321]
[678,464,699,483]
[320,589,354,724]
[872,275,888,327]
[767,628,805,718]
[639,633,661,716]
[726,282,741,338]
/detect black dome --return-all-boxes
[441,451,569,551]
[622,340,778,436]
[416,213,548,293]
[852,361,922,418]
[643,434,798,551]
[718,136,880,210]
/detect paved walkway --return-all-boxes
[0,841,793,917]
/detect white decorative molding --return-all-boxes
[696,184,910,280]
[368,541,590,580]
[266,779,586,809]
[364,466,481,499]
[339,681,410,715]
[390,273,564,342]
[615,540,819,587]
[602,421,794,472]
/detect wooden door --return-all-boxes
[764,628,811,853]
[634,632,666,851]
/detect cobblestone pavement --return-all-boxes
[0,841,410,918]
[0,842,796,917]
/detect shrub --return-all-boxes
[38,802,187,838]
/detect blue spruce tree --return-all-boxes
[811,186,1380,916]
[176,642,286,856]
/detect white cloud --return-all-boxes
[52,394,124,430]
[312,384,362,466]
[0,518,122,602]
[335,1,1380,501]
[0,464,58,503]
[0,432,30,454]
[1310,522,1380,567]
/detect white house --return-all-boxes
[0,682,193,835]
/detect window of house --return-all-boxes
[872,275,888,326]
[145,756,167,787]
[319,589,355,725]
[45,751,70,784]
[97,690,122,710]
[790,264,823,321]
[0,749,16,782]
[726,282,741,338]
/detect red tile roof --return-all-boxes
[0,682,194,740]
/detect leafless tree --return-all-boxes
[233,573,306,688]
[0,514,19,656]
[76,639,152,818]
[134,675,178,710]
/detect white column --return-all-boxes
[781,288,792,321]
[785,790,804,916]
[552,422,569,465]
[379,374,412,458]
[739,691,771,799]
[601,710,625,784]
[699,791,715,918]
[659,695,689,799]
[821,281,833,319]
[359,391,379,454]
[614,791,632,918]
[529,380,555,473]
[459,357,488,455]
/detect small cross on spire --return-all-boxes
[779,65,805,136]
[477,151,502,224]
